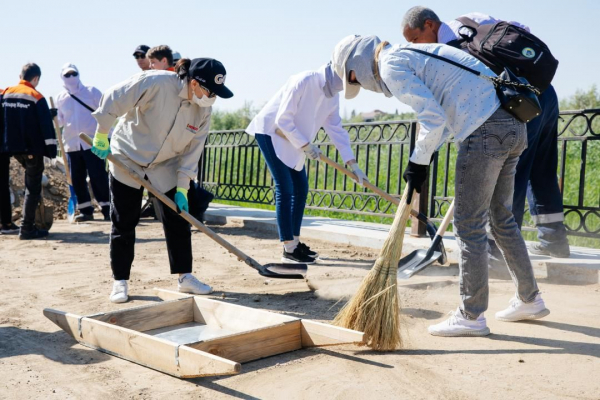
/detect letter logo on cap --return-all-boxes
[215,74,225,85]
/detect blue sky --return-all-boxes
[2,0,598,116]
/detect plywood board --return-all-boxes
[89,297,194,332]
[300,320,365,347]
[144,322,236,344]
[189,320,302,363]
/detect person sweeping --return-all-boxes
[91,58,233,303]
[246,63,367,264]
[331,35,549,344]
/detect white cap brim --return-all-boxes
[331,35,362,100]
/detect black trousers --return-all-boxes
[14,154,44,230]
[109,174,193,280]
[68,149,110,215]
[0,154,11,225]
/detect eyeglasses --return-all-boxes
[63,72,78,78]
[199,84,216,98]
[133,53,146,60]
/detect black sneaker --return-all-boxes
[19,227,49,240]
[74,213,94,223]
[528,242,570,258]
[1,223,20,235]
[298,242,318,258]
[282,247,316,264]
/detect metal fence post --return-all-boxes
[408,122,428,237]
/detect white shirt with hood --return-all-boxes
[55,64,103,152]
[246,65,355,171]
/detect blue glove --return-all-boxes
[91,132,111,160]
[174,187,189,214]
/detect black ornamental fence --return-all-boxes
[199,109,600,240]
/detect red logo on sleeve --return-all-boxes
[186,124,199,133]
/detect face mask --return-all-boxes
[192,92,216,107]
[62,75,81,93]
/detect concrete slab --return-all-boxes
[205,203,600,284]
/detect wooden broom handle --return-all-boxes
[79,133,258,267]
[48,97,72,186]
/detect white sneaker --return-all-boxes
[428,308,490,337]
[495,293,550,322]
[110,280,128,303]
[178,274,213,295]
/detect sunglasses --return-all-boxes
[133,53,146,60]
[63,72,78,78]
[199,84,217,99]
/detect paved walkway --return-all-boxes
[205,203,600,285]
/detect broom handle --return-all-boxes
[435,200,455,237]
[49,97,72,185]
[273,128,424,219]
[79,133,259,268]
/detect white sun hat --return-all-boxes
[331,34,362,99]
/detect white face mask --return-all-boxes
[192,92,216,107]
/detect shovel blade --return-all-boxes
[397,249,442,279]
[259,263,308,279]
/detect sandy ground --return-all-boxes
[0,217,599,400]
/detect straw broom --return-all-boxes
[334,184,413,350]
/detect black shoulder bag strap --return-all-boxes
[402,47,539,94]
[69,93,96,113]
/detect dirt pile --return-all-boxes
[8,157,71,221]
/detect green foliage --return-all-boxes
[210,101,258,131]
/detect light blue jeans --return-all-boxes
[454,108,540,319]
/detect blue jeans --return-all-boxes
[514,85,568,250]
[68,149,110,215]
[454,108,539,319]
[255,134,308,242]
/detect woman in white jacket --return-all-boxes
[91,58,233,303]
[246,63,366,263]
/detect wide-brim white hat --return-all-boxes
[331,35,362,99]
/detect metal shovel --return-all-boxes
[398,200,455,279]
[80,133,307,280]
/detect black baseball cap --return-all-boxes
[189,58,233,99]
[133,45,150,56]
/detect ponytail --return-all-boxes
[175,58,192,81]
[373,41,390,82]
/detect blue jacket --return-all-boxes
[1,80,57,158]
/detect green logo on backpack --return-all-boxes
[522,47,536,58]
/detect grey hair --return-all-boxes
[401,6,441,30]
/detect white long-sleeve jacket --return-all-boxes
[55,83,102,152]
[93,70,210,192]
[246,69,355,171]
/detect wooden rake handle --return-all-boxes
[79,133,260,270]
[49,97,72,185]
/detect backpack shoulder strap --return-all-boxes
[455,16,479,28]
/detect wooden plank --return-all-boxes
[155,288,192,302]
[79,317,240,378]
[300,320,365,347]
[89,298,194,332]
[189,320,302,363]
[43,309,81,339]
[193,297,298,332]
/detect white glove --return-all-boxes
[351,163,368,185]
[302,143,322,160]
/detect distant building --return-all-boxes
[358,109,388,122]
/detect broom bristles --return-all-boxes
[334,185,413,351]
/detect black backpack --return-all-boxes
[447,17,558,93]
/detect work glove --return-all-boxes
[350,163,368,185]
[175,187,189,214]
[49,108,58,118]
[302,143,322,160]
[91,132,111,160]
[402,161,428,205]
